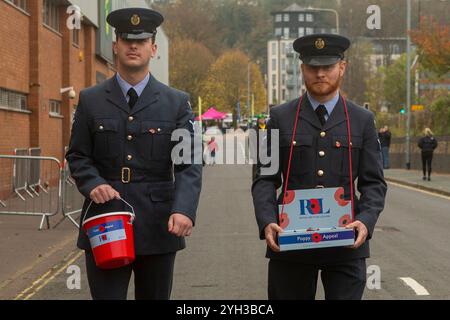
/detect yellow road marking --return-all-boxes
[15,250,83,300]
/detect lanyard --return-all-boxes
[280,95,355,223]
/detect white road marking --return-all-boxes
[387,181,450,201]
[399,277,430,296]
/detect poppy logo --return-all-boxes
[339,214,352,227]
[312,233,322,243]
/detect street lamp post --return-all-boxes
[306,6,340,34]
[406,0,412,170]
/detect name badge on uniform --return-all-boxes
[278,187,355,251]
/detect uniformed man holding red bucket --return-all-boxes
[66,7,202,300]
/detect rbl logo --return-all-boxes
[299,198,330,216]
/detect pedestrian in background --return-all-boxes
[207,136,218,166]
[378,125,392,169]
[418,128,438,181]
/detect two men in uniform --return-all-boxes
[66,5,386,300]
[252,34,387,300]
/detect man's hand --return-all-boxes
[264,223,284,252]
[168,213,193,237]
[90,184,120,204]
[346,220,369,249]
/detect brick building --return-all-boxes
[0,0,116,163]
[0,0,169,162]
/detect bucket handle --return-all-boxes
[82,197,136,226]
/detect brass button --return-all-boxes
[99,125,104,131]
[293,141,297,146]
[128,116,134,122]
[318,170,324,177]
[320,132,326,138]
[157,128,162,133]
[127,155,133,161]
[127,135,133,141]
[319,151,325,157]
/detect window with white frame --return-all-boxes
[0,88,27,111]
[73,28,80,46]
[271,43,277,56]
[275,28,282,37]
[43,0,60,32]
[284,14,290,22]
[275,14,282,22]
[5,0,28,12]
[298,14,304,22]
[306,14,314,22]
[272,59,276,71]
[306,27,314,35]
[298,27,305,37]
[283,28,290,38]
[49,100,62,116]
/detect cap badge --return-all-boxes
[315,38,325,50]
[131,14,141,26]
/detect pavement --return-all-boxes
[1,161,450,300]
[383,169,450,197]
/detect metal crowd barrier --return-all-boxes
[0,154,84,230]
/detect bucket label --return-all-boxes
[87,219,127,249]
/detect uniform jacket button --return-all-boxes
[128,116,134,122]
[318,170,324,177]
[127,135,133,141]
[320,132,326,138]
[127,155,133,161]
[319,151,325,157]
[99,126,104,131]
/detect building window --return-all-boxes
[306,27,314,35]
[49,100,62,116]
[275,28,282,37]
[272,59,276,71]
[271,43,277,56]
[284,14,290,22]
[298,27,305,37]
[275,14,282,22]
[73,29,80,46]
[282,75,286,86]
[282,90,286,101]
[283,28,290,38]
[391,44,400,55]
[5,0,28,12]
[0,88,27,111]
[272,75,277,86]
[43,0,60,32]
[281,59,286,71]
[298,14,304,22]
[281,44,286,55]
[272,90,277,102]
[306,14,314,22]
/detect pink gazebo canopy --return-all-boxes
[195,107,227,121]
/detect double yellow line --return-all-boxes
[14,250,84,300]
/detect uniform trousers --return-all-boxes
[268,258,367,300]
[85,250,176,300]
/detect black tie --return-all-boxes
[316,105,328,126]
[127,88,138,109]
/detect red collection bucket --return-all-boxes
[82,198,136,270]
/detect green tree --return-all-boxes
[169,39,215,108]
[200,49,267,126]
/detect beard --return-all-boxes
[305,76,342,97]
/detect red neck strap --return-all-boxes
[280,95,355,223]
